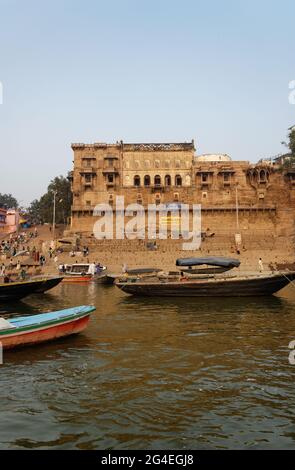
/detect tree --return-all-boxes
[281,126,295,168]
[0,193,18,209]
[288,126,295,155]
[28,175,72,224]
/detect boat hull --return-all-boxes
[1,316,90,349]
[62,275,93,283]
[0,277,63,301]
[116,272,295,297]
[0,306,94,350]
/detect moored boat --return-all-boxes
[0,276,64,302]
[0,305,95,350]
[61,263,107,283]
[115,257,295,297]
[116,270,295,297]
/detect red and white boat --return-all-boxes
[60,263,107,283]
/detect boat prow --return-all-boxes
[0,276,64,302]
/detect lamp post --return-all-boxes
[52,190,57,240]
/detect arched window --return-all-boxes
[165,175,171,186]
[260,170,267,182]
[144,175,151,186]
[134,175,141,187]
[175,175,182,187]
[154,175,161,186]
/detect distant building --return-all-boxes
[0,208,7,232]
[7,209,20,233]
[68,139,295,237]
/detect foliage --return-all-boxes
[28,175,72,224]
[0,193,18,209]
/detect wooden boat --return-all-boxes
[0,305,95,350]
[116,271,295,297]
[61,263,106,283]
[0,277,64,302]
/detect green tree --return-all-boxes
[28,175,72,224]
[288,126,295,155]
[0,193,18,209]
[281,126,295,168]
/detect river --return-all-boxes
[0,282,295,449]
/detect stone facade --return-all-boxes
[69,140,295,249]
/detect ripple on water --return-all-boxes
[1,284,295,449]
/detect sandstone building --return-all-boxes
[68,139,295,253]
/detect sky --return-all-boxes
[0,0,294,206]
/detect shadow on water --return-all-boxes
[119,292,290,315]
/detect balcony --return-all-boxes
[151,184,165,193]
[102,164,119,175]
[79,167,97,175]
[106,181,117,189]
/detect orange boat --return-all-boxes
[62,274,93,283]
[0,305,95,350]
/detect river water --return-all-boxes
[0,282,295,449]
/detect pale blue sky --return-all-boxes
[0,0,294,205]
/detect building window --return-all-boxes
[259,170,268,182]
[144,175,151,186]
[223,173,230,183]
[174,192,179,202]
[86,200,91,206]
[134,175,141,187]
[135,160,140,170]
[85,174,92,183]
[109,194,114,204]
[155,193,161,204]
[155,159,160,169]
[154,175,161,186]
[175,175,182,187]
[83,158,92,168]
[165,175,171,186]
[202,192,207,199]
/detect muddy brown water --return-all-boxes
[0,282,295,449]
